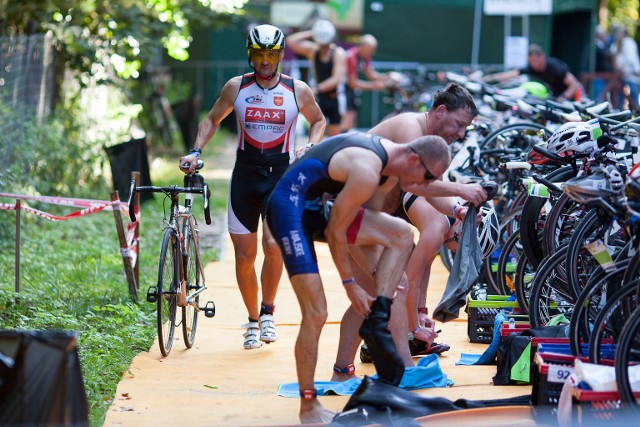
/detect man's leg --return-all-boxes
[351,211,414,385]
[405,200,450,343]
[230,232,262,349]
[290,273,335,424]
[258,221,284,343]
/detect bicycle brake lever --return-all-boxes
[203,183,211,225]
[127,180,137,222]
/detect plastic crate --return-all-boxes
[571,388,640,424]
[532,349,616,420]
[466,295,522,343]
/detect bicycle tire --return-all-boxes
[588,278,639,364]
[541,193,583,257]
[528,245,574,328]
[567,210,629,297]
[568,260,629,357]
[519,166,576,269]
[158,228,178,357]
[182,217,200,348]
[497,231,522,296]
[513,249,537,314]
[614,306,640,412]
[439,246,454,272]
[479,122,551,150]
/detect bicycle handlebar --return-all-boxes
[126,179,211,225]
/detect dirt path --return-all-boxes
[103,140,533,426]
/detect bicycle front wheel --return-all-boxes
[182,218,200,348]
[157,228,179,356]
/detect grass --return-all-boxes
[0,131,231,426]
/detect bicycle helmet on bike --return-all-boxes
[312,20,336,45]
[246,24,285,70]
[527,142,555,165]
[546,121,600,158]
[562,165,625,205]
[443,206,499,259]
[478,206,500,259]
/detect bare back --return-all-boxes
[366,112,428,212]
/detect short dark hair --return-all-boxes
[528,43,544,56]
[431,83,478,117]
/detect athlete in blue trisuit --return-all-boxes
[266,132,451,424]
[180,24,325,350]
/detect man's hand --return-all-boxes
[344,282,375,318]
[414,325,439,346]
[294,143,315,159]
[457,183,488,206]
[179,153,199,173]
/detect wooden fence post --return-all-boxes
[15,199,21,293]
[131,171,140,289]
[111,191,138,301]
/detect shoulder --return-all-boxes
[369,112,423,142]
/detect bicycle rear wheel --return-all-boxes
[614,306,640,413]
[158,228,179,356]
[182,218,200,348]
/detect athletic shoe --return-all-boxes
[359,343,373,363]
[409,338,450,356]
[259,313,277,343]
[242,322,262,349]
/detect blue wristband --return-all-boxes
[342,277,356,285]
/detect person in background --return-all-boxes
[179,24,325,350]
[484,43,583,101]
[287,20,347,136]
[610,24,640,111]
[341,34,401,131]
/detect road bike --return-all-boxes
[127,160,215,356]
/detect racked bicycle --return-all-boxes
[127,160,216,356]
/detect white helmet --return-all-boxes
[443,206,499,259]
[478,206,499,259]
[247,24,285,54]
[562,165,625,205]
[546,121,599,158]
[312,20,336,45]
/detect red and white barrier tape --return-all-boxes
[1,193,140,268]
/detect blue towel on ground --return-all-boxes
[277,354,452,397]
[456,311,508,366]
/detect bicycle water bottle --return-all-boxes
[509,317,515,329]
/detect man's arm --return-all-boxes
[285,30,316,59]
[180,77,239,172]
[294,80,326,144]
[560,71,581,100]
[407,180,487,206]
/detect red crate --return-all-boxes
[532,353,615,420]
[571,388,640,424]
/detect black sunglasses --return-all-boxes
[410,148,436,182]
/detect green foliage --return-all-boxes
[1,0,248,82]
[0,100,107,199]
[607,0,640,37]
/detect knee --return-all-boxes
[394,223,415,253]
[302,307,328,332]
[234,245,258,265]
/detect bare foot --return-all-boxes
[300,401,335,424]
[330,371,357,382]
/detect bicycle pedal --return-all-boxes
[146,286,158,303]
[202,301,216,318]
